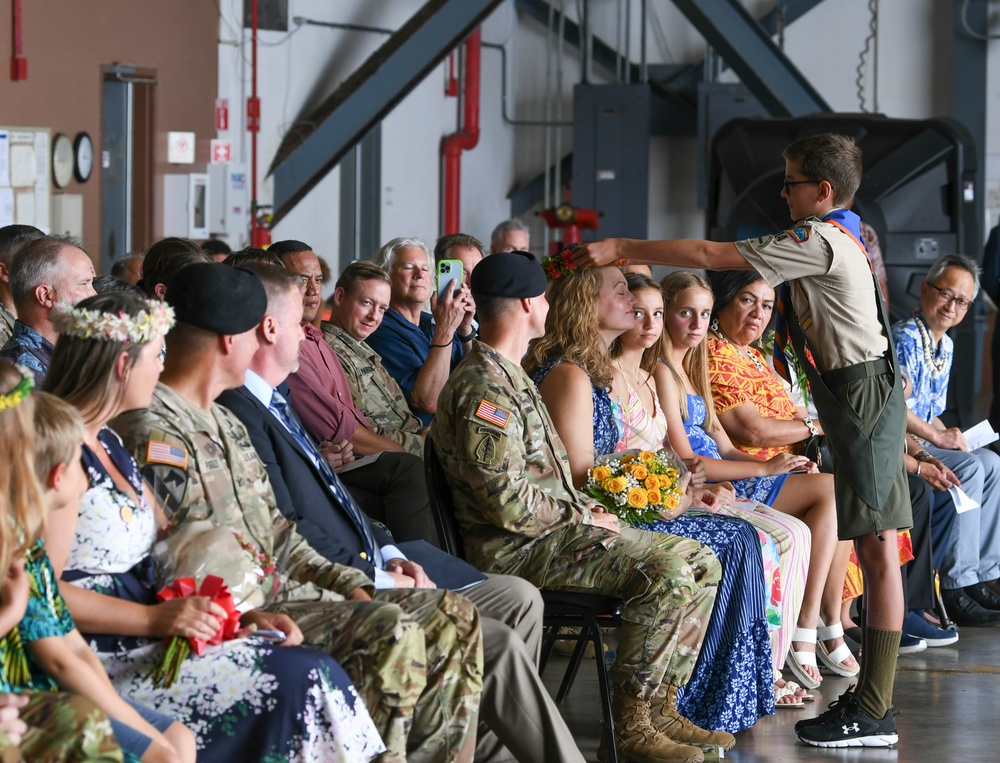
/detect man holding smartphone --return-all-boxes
[369,237,476,425]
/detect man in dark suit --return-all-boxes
[217,263,586,763]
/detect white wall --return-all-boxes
[217,0,1000,274]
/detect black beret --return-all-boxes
[167,262,266,334]
[470,250,546,299]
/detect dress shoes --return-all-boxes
[964,583,1000,611]
[983,577,1000,598]
[941,587,1000,627]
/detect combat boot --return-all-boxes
[650,685,737,752]
[603,693,705,763]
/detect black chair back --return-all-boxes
[423,434,468,561]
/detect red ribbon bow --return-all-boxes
[156,575,241,655]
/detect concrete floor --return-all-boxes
[545,625,1000,762]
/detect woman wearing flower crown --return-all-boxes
[655,271,858,694]
[522,258,774,735]
[42,294,386,763]
[0,360,125,761]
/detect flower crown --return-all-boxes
[541,244,628,280]
[0,365,34,412]
[52,299,176,344]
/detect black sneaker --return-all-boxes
[795,688,898,748]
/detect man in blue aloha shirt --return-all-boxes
[892,253,1000,627]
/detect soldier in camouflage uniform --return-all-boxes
[317,261,425,457]
[0,692,123,762]
[432,252,732,763]
[111,263,483,763]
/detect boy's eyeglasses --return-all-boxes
[927,282,973,311]
[782,178,820,193]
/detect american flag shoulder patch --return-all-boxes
[475,399,511,429]
[146,440,189,468]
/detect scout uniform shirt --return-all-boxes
[321,321,425,457]
[112,382,373,606]
[734,214,888,373]
[431,340,604,576]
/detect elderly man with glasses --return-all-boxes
[892,253,1000,626]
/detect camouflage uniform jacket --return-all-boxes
[431,340,608,576]
[322,321,425,456]
[112,382,374,607]
[0,303,14,347]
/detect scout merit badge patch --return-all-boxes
[147,440,189,468]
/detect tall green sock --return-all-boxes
[857,627,900,719]
[854,605,870,694]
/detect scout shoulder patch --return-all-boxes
[475,399,511,429]
[146,439,189,468]
[788,227,810,243]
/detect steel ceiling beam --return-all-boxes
[270,0,504,224]
[669,0,829,117]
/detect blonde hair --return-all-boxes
[659,271,719,432]
[32,391,86,484]
[0,362,45,577]
[523,266,614,388]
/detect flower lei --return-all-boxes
[913,312,949,378]
[0,365,33,412]
[541,244,628,280]
[51,299,175,344]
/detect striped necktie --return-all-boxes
[268,389,381,565]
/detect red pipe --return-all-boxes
[442,28,481,235]
[249,0,263,245]
[11,0,27,81]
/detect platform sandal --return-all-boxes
[786,627,821,689]
[816,622,861,677]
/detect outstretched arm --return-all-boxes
[575,238,749,271]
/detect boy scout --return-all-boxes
[577,133,910,748]
[112,263,483,763]
[432,251,733,763]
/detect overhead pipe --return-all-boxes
[442,27,481,236]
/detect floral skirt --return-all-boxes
[65,564,385,763]
[639,512,775,732]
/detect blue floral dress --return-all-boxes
[611,386,774,732]
[531,358,622,454]
[64,428,386,763]
[684,393,789,504]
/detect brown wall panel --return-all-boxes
[0,0,218,270]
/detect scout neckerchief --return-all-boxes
[772,208,872,382]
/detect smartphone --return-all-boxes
[254,629,287,642]
[437,259,464,302]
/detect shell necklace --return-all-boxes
[914,313,948,378]
[714,329,766,373]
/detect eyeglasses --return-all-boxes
[782,178,820,193]
[927,282,973,310]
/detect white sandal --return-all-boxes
[786,627,821,689]
[817,622,861,677]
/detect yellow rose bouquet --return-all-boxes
[584,448,688,526]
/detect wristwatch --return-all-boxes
[457,328,477,343]
[915,450,935,463]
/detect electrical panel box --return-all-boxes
[162,173,210,239]
[51,194,83,238]
[572,84,650,240]
[207,162,249,242]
